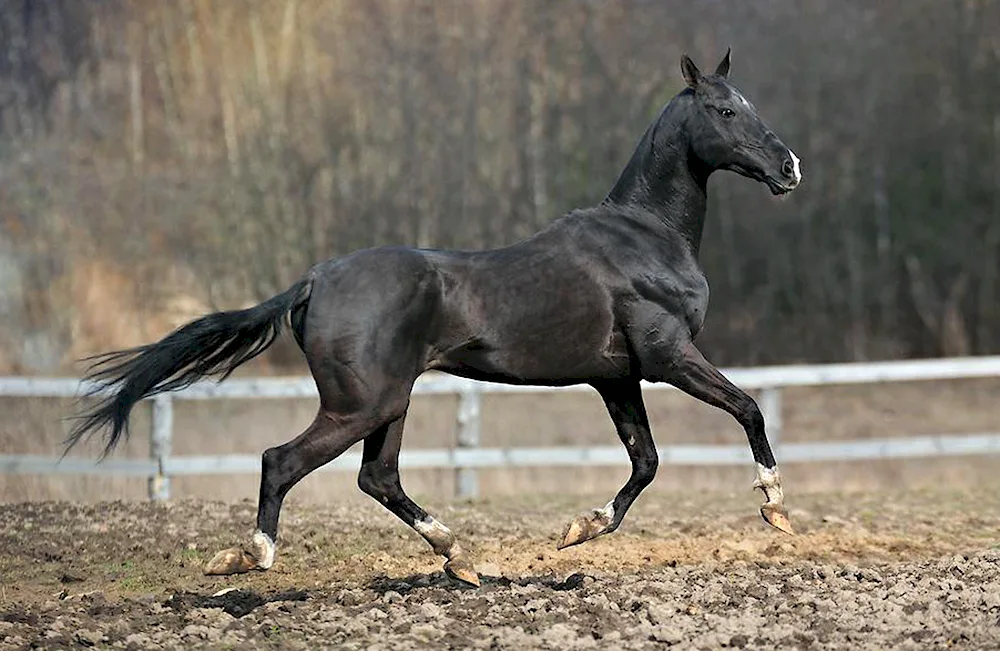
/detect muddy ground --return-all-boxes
[2,489,1000,649]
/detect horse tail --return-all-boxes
[67,276,313,457]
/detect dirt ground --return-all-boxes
[2,488,1000,650]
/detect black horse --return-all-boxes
[69,51,801,586]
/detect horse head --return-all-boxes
[679,49,801,195]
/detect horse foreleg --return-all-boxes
[358,414,480,587]
[204,409,375,575]
[668,341,794,535]
[559,380,659,549]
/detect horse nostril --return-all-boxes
[781,159,794,178]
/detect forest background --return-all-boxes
[2,0,998,375]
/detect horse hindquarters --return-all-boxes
[206,250,439,575]
[277,249,443,499]
[300,250,442,406]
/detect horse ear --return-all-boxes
[715,48,731,78]
[681,54,702,88]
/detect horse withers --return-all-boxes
[69,50,801,586]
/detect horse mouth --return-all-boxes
[728,162,799,195]
[764,176,798,196]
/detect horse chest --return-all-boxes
[680,274,711,336]
[630,270,710,339]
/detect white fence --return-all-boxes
[3,356,1000,501]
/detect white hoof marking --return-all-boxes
[598,500,615,523]
[414,517,453,539]
[754,463,785,506]
[252,531,276,569]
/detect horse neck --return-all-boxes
[604,97,711,257]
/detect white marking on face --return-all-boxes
[788,150,802,184]
[252,531,275,569]
[736,93,751,109]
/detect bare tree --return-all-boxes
[1,0,999,372]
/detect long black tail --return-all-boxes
[67,276,312,457]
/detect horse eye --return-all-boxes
[719,108,735,118]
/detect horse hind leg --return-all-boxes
[358,413,480,587]
[204,405,394,575]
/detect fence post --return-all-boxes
[759,386,783,456]
[455,388,481,500]
[149,395,174,501]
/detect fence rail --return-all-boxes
[3,356,1000,500]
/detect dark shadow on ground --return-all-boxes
[367,571,592,595]
[164,588,308,618]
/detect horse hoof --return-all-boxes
[557,512,609,550]
[443,558,480,587]
[204,547,258,575]
[760,504,795,535]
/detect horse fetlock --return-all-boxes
[413,516,480,586]
[414,516,457,558]
[754,464,794,535]
[251,531,276,569]
[752,463,785,505]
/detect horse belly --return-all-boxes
[432,295,625,384]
